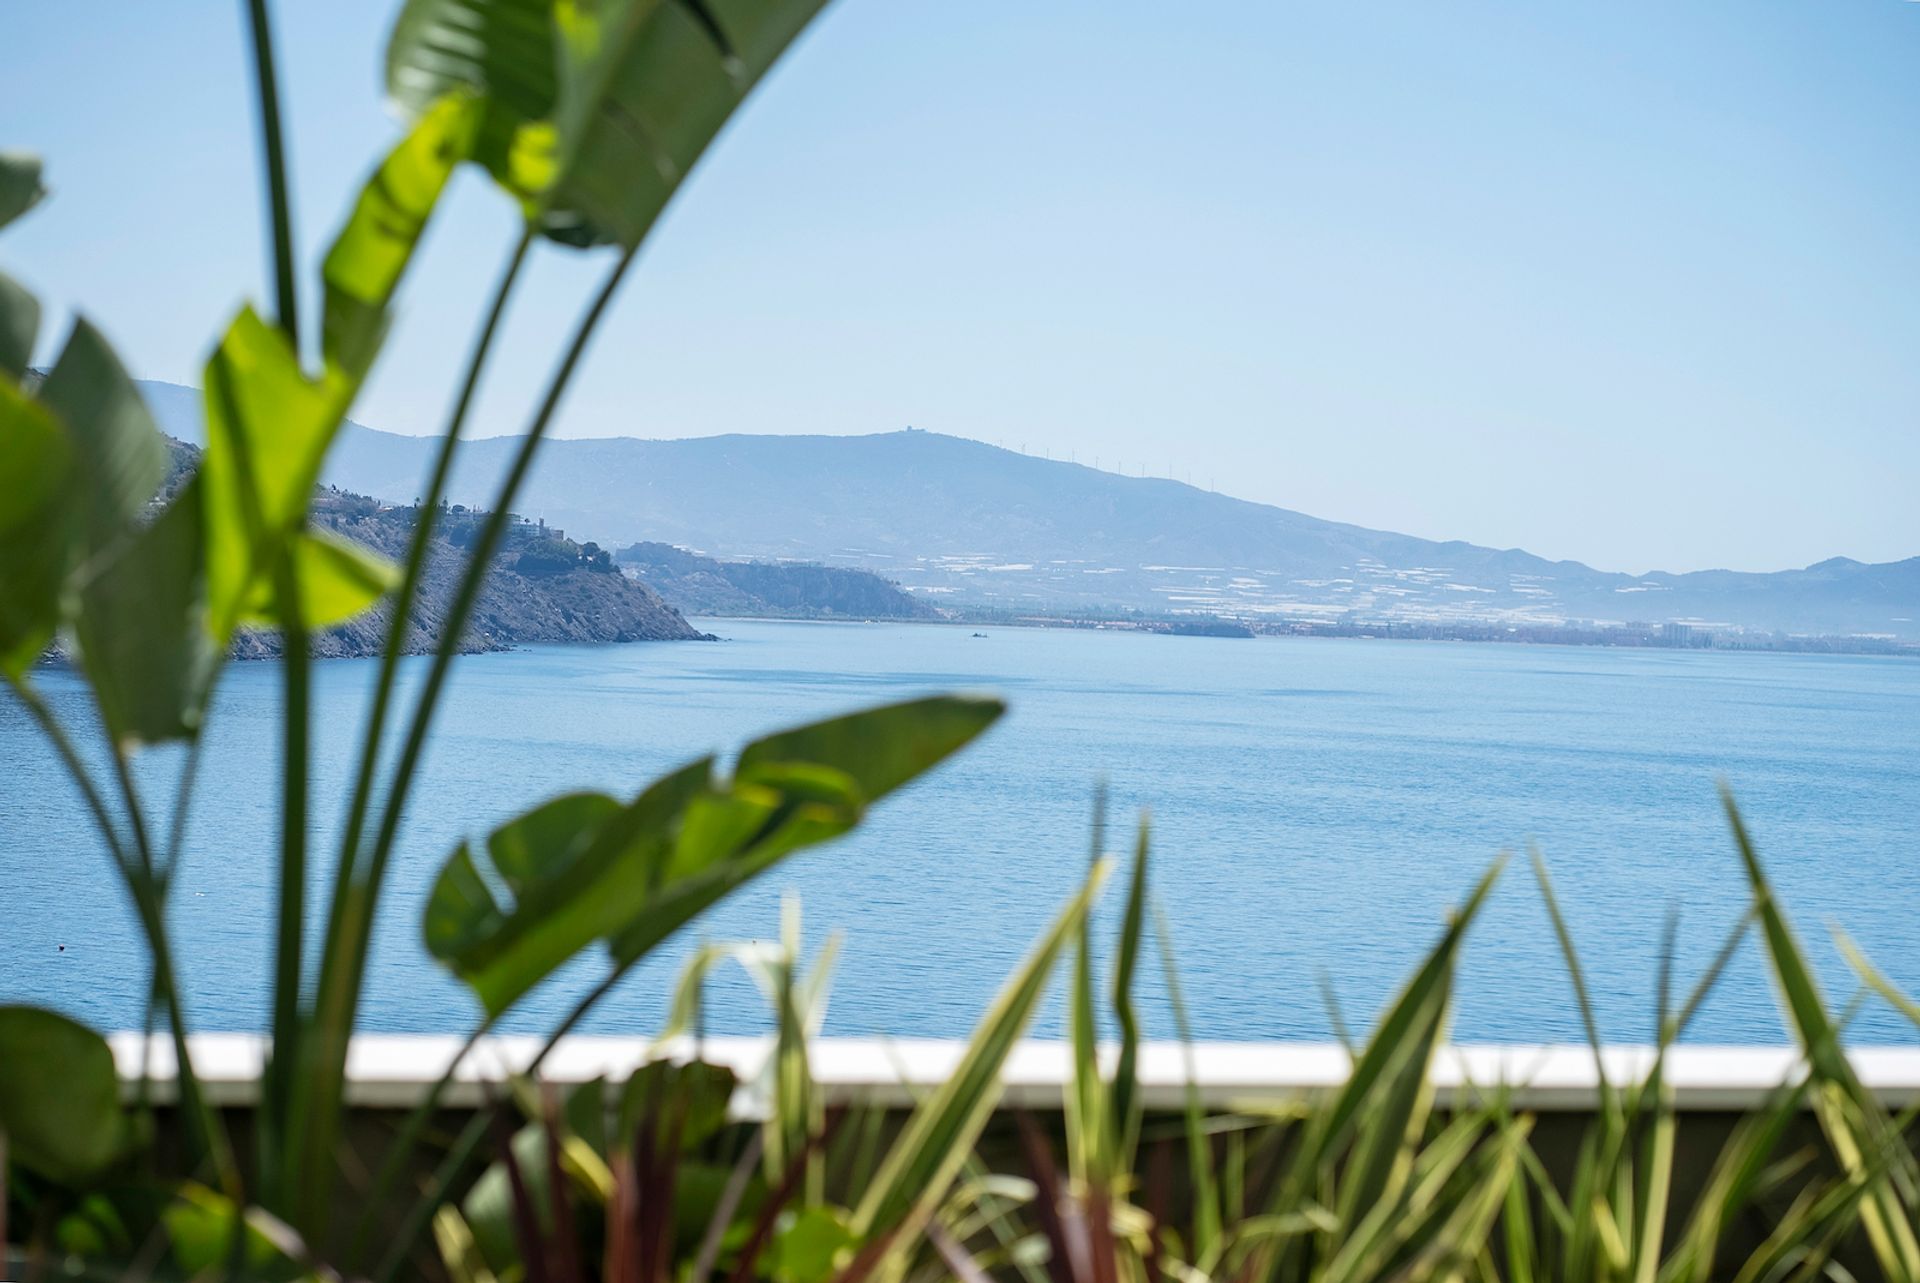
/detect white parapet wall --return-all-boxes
[106,1034,1920,1112]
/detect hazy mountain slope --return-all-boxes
[139,380,1918,637]
[617,542,939,620]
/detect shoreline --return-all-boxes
[686,611,1920,660]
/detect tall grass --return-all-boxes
[415,801,1920,1283]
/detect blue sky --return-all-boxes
[4,1,1916,573]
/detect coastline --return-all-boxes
[688,610,1920,659]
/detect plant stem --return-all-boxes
[306,230,531,1248]
[368,242,638,872]
[326,227,533,984]
[104,733,157,879]
[345,1018,493,1270]
[6,673,236,1191]
[369,961,636,1283]
[7,673,125,862]
[305,241,637,1248]
[240,0,311,1219]
[242,0,299,350]
[104,738,240,1196]
[265,550,310,1219]
[158,701,214,892]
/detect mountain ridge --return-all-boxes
[137,380,1919,639]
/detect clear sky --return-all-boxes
[4,1,1916,573]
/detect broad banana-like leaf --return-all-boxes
[852,860,1111,1245]
[240,526,401,630]
[0,1005,124,1182]
[541,0,830,248]
[605,762,863,968]
[429,758,857,1017]
[386,0,561,203]
[162,1184,298,1277]
[427,759,716,1014]
[617,1057,737,1150]
[36,318,167,548]
[0,383,75,674]
[74,478,219,748]
[426,788,628,963]
[427,696,1004,1018]
[1,318,175,687]
[200,307,353,638]
[0,271,37,379]
[323,93,479,380]
[0,151,45,230]
[602,697,1005,968]
[735,694,1005,803]
[387,0,829,249]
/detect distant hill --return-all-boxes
[155,435,709,658]
[139,381,1920,640]
[617,542,939,621]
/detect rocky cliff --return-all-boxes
[164,440,711,658]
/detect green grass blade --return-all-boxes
[1110,816,1149,1171]
[853,859,1111,1246]
[1153,905,1221,1263]
[1726,788,1920,1283]
[1532,849,1610,1096]
[1289,858,1504,1190]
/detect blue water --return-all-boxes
[3,621,1917,1046]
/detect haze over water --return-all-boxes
[5,621,1917,1045]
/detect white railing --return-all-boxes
[106,1035,1920,1111]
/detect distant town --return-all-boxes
[932,604,1918,657]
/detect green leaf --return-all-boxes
[163,1184,294,1277]
[0,382,76,675]
[200,306,352,638]
[35,318,167,549]
[434,1205,502,1283]
[427,698,1001,1018]
[0,270,38,379]
[425,760,715,1015]
[539,0,831,248]
[295,526,401,627]
[460,1122,557,1271]
[604,766,861,969]
[241,526,400,629]
[1270,856,1502,1244]
[618,1057,738,1153]
[0,320,169,678]
[1108,817,1149,1164]
[322,93,478,380]
[386,0,561,202]
[0,1005,124,1182]
[1726,792,1920,1283]
[0,151,46,230]
[769,1205,857,1283]
[424,790,618,961]
[735,694,1006,804]
[73,477,219,748]
[853,860,1112,1245]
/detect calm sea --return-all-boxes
[4,621,1917,1045]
